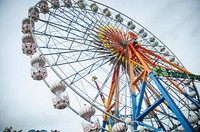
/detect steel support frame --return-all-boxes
[131,92,137,130]
[149,72,195,132]
[101,121,106,132]
[135,81,146,117]
[137,121,161,131]
[136,96,165,121]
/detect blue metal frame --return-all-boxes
[136,96,165,121]
[101,121,106,132]
[115,109,120,119]
[101,118,113,132]
[108,117,113,127]
[131,92,137,129]
[157,110,178,120]
[149,72,195,132]
[154,114,166,131]
[135,81,146,117]
[137,121,161,131]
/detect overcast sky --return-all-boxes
[0,0,200,131]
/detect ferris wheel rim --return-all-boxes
[32,0,187,120]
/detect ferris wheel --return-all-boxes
[21,0,200,131]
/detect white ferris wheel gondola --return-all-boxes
[50,80,66,94]
[50,81,70,109]
[30,55,47,80]
[189,91,196,98]
[28,6,39,22]
[82,118,101,132]
[39,0,49,14]
[51,0,60,9]
[77,0,86,10]
[103,8,111,17]
[188,114,199,124]
[79,104,96,121]
[124,117,132,125]
[112,122,127,132]
[64,0,72,8]
[90,3,98,12]
[189,104,198,111]
[22,34,37,56]
[22,17,34,34]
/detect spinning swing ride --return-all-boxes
[21,0,200,131]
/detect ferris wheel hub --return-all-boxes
[120,40,127,46]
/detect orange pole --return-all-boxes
[132,71,145,85]
[130,59,144,69]
[139,46,191,74]
[129,43,151,73]
[137,49,156,67]
[106,66,117,109]
[128,46,136,93]
[115,66,120,112]
[106,102,115,112]
[177,79,186,86]
[166,77,185,94]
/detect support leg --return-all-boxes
[149,72,195,132]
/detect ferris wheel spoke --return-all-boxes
[68,4,121,33]
[72,7,108,26]
[45,49,111,68]
[36,18,97,41]
[41,47,101,56]
[51,55,110,67]
[62,58,110,85]
[35,31,102,50]
[57,6,103,34]
[92,63,116,104]
[39,12,100,42]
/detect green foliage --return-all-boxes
[153,67,200,81]
[3,127,22,132]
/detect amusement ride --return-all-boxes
[21,0,200,131]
